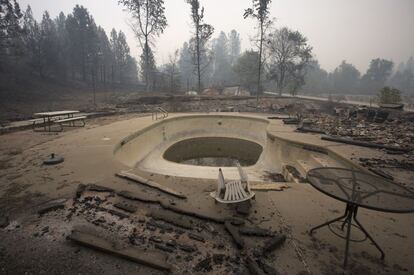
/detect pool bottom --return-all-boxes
[180,157,255,167]
[163,136,263,167]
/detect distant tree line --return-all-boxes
[2,0,413,98]
[170,0,313,96]
[175,29,242,93]
[134,27,243,94]
[0,1,138,88]
[121,0,414,98]
[302,57,414,97]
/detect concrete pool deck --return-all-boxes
[0,112,413,274]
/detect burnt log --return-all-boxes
[321,135,411,153]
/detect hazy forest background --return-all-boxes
[1,0,414,121]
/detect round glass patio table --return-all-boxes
[307,167,414,267]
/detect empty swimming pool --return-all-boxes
[114,114,351,180]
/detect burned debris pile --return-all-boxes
[314,107,414,154]
[43,183,288,274]
[290,104,414,186]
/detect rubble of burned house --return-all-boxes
[114,94,323,114]
[313,106,414,154]
[290,104,414,186]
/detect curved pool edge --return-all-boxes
[113,113,270,156]
[265,131,371,176]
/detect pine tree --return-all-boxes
[0,0,23,74]
[140,44,156,89]
[119,0,167,92]
[186,0,214,93]
[228,30,241,66]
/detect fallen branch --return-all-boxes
[117,190,225,223]
[68,230,172,271]
[262,234,287,255]
[114,202,137,213]
[283,118,300,125]
[224,221,244,249]
[296,126,326,134]
[149,209,194,229]
[239,226,274,237]
[246,257,265,275]
[93,206,129,219]
[267,116,289,120]
[37,201,66,215]
[250,183,290,191]
[87,184,115,193]
[116,171,187,199]
[321,135,411,153]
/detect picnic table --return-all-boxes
[32,110,86,132]
[307,167,414,267]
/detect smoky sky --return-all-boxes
[20,0,414,72]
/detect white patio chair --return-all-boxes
[210,165,255,204]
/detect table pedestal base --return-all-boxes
[309,204,385,267]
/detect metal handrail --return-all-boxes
[152,107,168,120]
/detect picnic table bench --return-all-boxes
[32,110,86,132]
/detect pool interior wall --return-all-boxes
[114,114,350,181]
